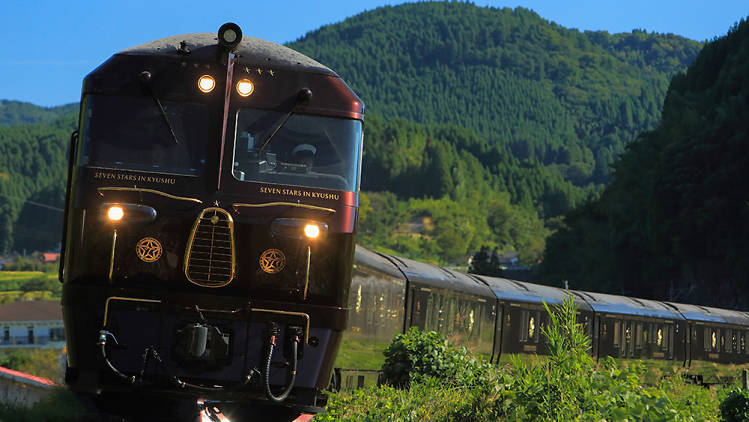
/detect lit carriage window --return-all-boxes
[657,327,663,347]
[721,332,726,352]
[528,314,536,343]
[712,329,718,351]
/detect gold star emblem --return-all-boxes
[268,70,274,76]
[259,249,286,274]
[136,237,162,263]
[245,66,251,74]
[256,68,263,75]
[214,200,220,207]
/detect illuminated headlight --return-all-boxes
[107,206,124,221]
[236,79,254,97]
[198,75,215,93]
[304,223,321,239]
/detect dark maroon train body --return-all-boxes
[61,24,363,415]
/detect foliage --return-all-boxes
[319,297,721,420]
[3,256,57,272]
[721,388,749,422]
[540,18,749,306]
[0,388,86,422]
[290,2,699,188]
[0,348,63,383]
[0,113,74,254]
[381,327,488,388]
[468,246,503,277]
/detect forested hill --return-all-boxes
[289,3,700,186]
[0,101,78,126]
[540,18,749,308]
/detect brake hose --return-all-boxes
[263,322,299,403]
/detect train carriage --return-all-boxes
[332,247,407,390]
[573,292,685,363]
[387,255,498,361]
[473,276,593,360]
[665,302,749,365]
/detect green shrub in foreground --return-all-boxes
[381,326,489,388]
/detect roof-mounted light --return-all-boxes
[198,75,215,93]
[218,22,242,52]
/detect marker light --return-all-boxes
[236,79,254,97]
[198,75,215,93]
[304,223,321,239]
[107,206,124,221]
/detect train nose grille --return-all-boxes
[184,208,235,287]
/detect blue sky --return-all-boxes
[1,0,747,107]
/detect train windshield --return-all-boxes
[232,109,362,191]
[79,95,213,175]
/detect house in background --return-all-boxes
[41,253,59,264]
[0,301,64,349]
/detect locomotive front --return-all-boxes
[60,24,363,412]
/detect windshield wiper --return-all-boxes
[139,71,180,145]
[256,88,312,154]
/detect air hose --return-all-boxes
[98,330,253,392]
[262,322,300,403]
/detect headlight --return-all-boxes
[304,223,321,239]
[107,206,124,221]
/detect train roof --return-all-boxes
[664,302,749,326]
[354,246,405,281]
[472,276,592,311]
[571,291,681,320]
[118,33,335,76]
[385,255,495,299]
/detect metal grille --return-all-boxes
[185,208,235,287]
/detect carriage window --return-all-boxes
[712,329,718,351]
[745,332,749,355]
[635,323,642,349]
[613,321,620,347]
[520,310,529,342]
[233,109,362,191]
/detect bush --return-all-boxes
[381,327,488,388]
[721,388,749,422]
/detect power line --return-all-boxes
[0,192,64,212]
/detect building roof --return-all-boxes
[42,253,59,263]
[0,366,56,388]
[0,301,62,322]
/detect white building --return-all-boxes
[0,301,64,349]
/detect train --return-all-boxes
[340,245,749,391]
[59,22,749,420]
[60,23,362,418]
